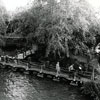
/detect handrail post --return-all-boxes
[23,52,24,59]
[91,66,95,81]
[26,63,29,70]
[14,58,17,64]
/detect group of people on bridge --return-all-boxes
[55,61,83,82]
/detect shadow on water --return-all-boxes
[0,68,88,100]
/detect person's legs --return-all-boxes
[56,71,59,77]
[40,65,43,73]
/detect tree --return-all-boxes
[9,0,100,65]
[0,0,9,47]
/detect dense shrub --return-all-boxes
[80,82,100,100]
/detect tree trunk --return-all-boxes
[65,39,69,57]
[45,45,50,57]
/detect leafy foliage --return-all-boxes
[7,0,100,60]
[81,82,100,100]
[0,1,9,46]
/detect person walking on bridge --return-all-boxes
[68,64,74,71]
[56,62,60,77]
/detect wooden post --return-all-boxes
[91,66,95,81]
[26,63,29,70]
[23,52,24,59]
[25,51,26,57]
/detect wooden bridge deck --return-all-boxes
[0,60,91,83]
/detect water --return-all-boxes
[0,68,87,100]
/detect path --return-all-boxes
[0,56,93,84]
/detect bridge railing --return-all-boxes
[8,57,15,63]
[1,56,15,63]
[18,60,28,66]
[44,64,92,79]
[1,56,92,79]
[44,65,56,72]
[78,71,92,78]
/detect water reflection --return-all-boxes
[5,73,28,100]
[0,69,87,100]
